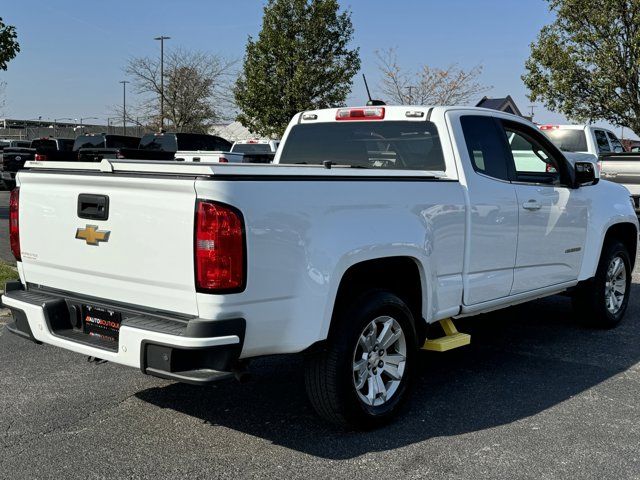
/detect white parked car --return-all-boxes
[230,139,280,164]
[230,139,280,153]
[3,106,637,428]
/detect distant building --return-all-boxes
[475,96,531,120]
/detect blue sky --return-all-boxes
[0,0,630,136]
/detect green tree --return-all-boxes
[0,17,20,71]
[234,0,361,138]
[523,0,640,133]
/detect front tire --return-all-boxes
[304,290,417,429]
[572,240,631,328]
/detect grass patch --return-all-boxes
[0,261,18,288]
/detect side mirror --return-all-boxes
[575,161,599,187]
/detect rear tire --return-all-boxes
[304,290,417,429]
[572,240,631,328]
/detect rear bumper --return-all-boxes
[2,282,245,384]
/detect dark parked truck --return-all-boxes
[118,132,241,162]
[1,138,75,188]
[74,134,141,162]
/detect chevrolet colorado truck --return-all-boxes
[3,106,637,428]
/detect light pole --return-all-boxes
[405,86,415,105]
[119,80,129,136]
[154,35,170,132]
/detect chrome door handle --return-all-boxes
[522,200,541,211]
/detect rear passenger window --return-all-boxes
[594,130,611,153]
[460,116,510,181]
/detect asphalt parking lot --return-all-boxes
[1,193,639,479]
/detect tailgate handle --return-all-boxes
[78,194,109,220]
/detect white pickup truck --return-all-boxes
[539,124,640,213]
[3,106,637,428]
[539,124,625,155]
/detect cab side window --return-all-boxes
[594,130,611,153]
[460,115,510,181]
[501,121,566,186]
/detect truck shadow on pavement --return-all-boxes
[136,285,640,460]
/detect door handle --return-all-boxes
[522,200,541,211]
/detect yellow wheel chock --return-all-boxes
[422,318,470,352]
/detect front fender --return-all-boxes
[578,180,639,281]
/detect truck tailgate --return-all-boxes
[17,172,198,315]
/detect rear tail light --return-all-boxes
[336,107,385,121]
[219,157,229,163]
[194,200,245,292]
[9,188,20,261]
[596,160,602,174]
[34,153,48,161]
[539,125,559,130]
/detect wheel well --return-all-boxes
[604,223,638,269]
[331,257,424,339]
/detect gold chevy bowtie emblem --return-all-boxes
[75,225,110,246]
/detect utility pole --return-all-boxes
[119,80,129,136]
[154,35,171,132]
[405,86,415,105]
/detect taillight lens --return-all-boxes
[219,157,229,163]
[34,153,48,161]
[194,200,245,292]
[9,188,20,261]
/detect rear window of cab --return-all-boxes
[278,121,446,171]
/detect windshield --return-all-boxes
[106,135,140,149]
[139,134,178,152]
[543,129,588,152]
[278,121,446,170]
[73,135,106,150]
[232,143,272,154]
[178,134,232,151]
[30,139,57,150]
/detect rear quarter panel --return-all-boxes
[195,178,466,357]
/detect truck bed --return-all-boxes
[23,158,447,178]
[599,153,640,208]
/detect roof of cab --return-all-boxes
[296,105,533,125]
